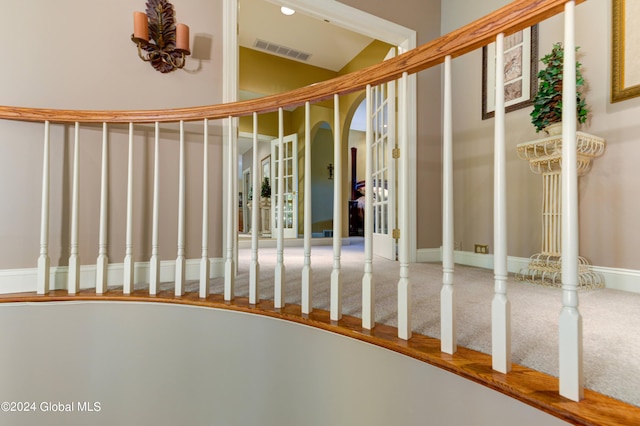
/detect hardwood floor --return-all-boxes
[2,288,639,426]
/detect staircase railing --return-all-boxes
[0,0,589,404]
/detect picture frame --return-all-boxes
[612,0,640,103]
[482,25,538,120]
[261,155,271,183]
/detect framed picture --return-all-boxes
[261,155,271,183]
[612,0,640,102]
[482,25,538,120]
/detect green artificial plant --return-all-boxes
[260,177,271,199]
[530,42,589,133]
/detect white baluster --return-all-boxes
[233,117,239,277]
[68,122,80,294]
[200,119,210,299]
[123,123,135,294]
[398,73,412,340]
[175,121,186,296]
[331,94,342,321]
[302,102,312,314]
[149,122,161,295]
[560,0,583,402]
[274,108,286,309]
[96,123,109,294]
[441,56,457,353]
[224,117,235,300]
[492,33,512,373]
[362,85,374,329]
[250,113,260,304]
[37,121,51,295]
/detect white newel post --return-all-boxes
[492,33,512,373]
[250,113,260,304]
[362,85,374,330]
[37,121,51,295]
[302,102,313,314]
[123,123,135,294]
[175,121,186,296]
[68,122,80,294]
[96,123,109,294]
[559,0,584,402]
[398,73,412,340]
[331,94,343,321]
[274,108,286,309]
[200,119,210,299]
[441,56,456,354]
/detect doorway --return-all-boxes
[311,123,334,237]
[271,134,298,239]
[242,168,252,233]
[225,0,418,260]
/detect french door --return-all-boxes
[371,48,397,260]
[271,134,298,239]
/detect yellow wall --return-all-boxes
[240,47,338,96]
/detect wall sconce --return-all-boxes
[132,0,190,73]
[327,163,334,180]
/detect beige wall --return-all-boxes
[4,0,634,272]
[338,0,444,249]
[0,0,224,269]
[2,0,222,110]
[442,0,640,269]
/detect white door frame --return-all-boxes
[223,0,418,261]
[242,167,252,233]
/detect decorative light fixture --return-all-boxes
[132,0,190,73]
[280,6,296,16]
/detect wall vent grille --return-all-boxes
[253,39,311,62]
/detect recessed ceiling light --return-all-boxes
[281,6,295,16]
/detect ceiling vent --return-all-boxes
[253,39,311,62]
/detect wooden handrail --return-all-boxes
[0,0,582,124]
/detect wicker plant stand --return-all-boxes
[516,130,605,289]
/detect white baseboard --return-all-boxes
[5,251,638,295]
[0,258,225,294]
[590,265,640,293]
[416,248,640,294]
[416,248,441,263]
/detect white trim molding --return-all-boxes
[416,248,640,294]
[4,252,638,295]
[0,259,225,295]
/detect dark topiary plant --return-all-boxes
[260,177,271,199]
[530,42,589,133]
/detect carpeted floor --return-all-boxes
[204,238,640,408]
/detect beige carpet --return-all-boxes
[202,238,640,408]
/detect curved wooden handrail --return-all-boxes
[0,0,582,124]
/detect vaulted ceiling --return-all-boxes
[239,0,375,72]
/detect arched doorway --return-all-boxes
[310,122,334,237]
